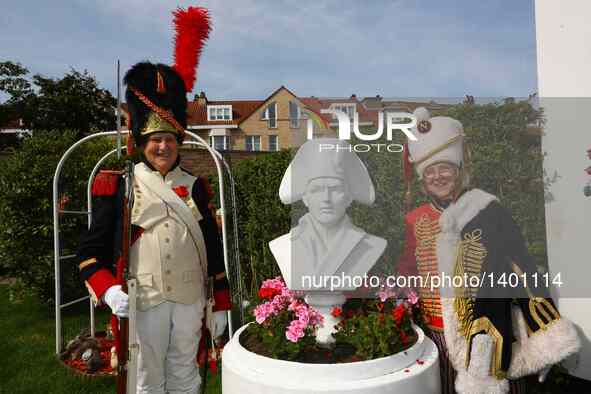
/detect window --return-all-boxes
[210,135,229,151]
[245,135,261,151]
[262,102,277,128]
[268,135,279,151]
[289,101,301,128]
[329,103,356,120]
[207,105,232,121]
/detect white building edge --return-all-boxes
[536,0,591,381]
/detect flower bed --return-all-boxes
[242,277,420,363]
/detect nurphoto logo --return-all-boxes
[307,110,419,153]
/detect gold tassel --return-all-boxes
[453,241,475,338]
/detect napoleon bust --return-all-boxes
[269,139,386,291]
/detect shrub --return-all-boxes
[231,101,547,298]
[231,150,292,297]
[0,130,124,304]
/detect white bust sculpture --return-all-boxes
[269,138,386,345]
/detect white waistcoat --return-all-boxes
[130,163,207,311]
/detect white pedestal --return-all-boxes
[222,324,441,394]
[304,291,346,347]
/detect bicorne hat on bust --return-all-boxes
[278,138,375,205]
[123,6,211,152]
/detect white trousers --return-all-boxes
[136,300,204,394]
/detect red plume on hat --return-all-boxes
[173,6,212,92]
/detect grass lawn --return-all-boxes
[0,284,221,394]
[2,283,590,394]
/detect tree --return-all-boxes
[0,61,32,101]
[26,70,116,136]
[0,61,33,135]
[0,60,116,138]
[0,130,123,304]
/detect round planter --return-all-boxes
[222,323,441,394]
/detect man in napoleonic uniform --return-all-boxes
[76,19,231,391]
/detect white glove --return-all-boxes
[103,285,129,318]
[207,310,228,339]
[538,366,551,383]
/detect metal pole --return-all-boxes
[116,60,122,159]
[53,130,129,354]
[87,146,128,338]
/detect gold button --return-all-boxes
[165,238,170,243]
[166,270,171,275]
[133,209,139,214]
[167,286,172,291]
[166,254,171,259]
[164,223,169,228]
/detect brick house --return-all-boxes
[186,86,334,152]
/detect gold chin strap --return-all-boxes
[412,134,464,166]
[141,111,179,136]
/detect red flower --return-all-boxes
[258,287,280,300]
[400,330,409,344]
[416,359,424,365]
[376,302,384,312]
[331,307,342,318]
[392,304,406,325]
[209,359,218,374]
[173,185,189,198]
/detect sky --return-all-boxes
[1,0,537,101]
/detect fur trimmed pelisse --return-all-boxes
[436,189,581,393]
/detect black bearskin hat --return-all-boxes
[124,62,187,147]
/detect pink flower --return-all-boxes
[406,290,419,305]
[377,282,397,302]
[253,302,273,324]
[260,277,286,293]
[286,320,306,343]
[309,309,324,326]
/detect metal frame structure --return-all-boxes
[53,130,239,355]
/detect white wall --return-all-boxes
[536,0,591,380]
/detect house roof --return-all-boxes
[300,96,378,125]
[0,118,23,130]
[360,97,452,113]
[298,97,333,125]
[187,99,263,126]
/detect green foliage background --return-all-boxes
[231,101,547,299]
[0,101,547,306]
[0,131,124,304]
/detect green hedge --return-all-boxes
[0,101,546,306]
[232,101,547,298]
[230,150,292,297]
[0,130,124,304]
